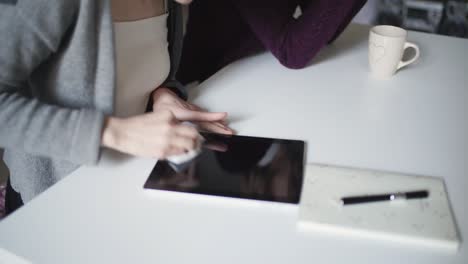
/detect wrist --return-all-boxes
[101,116,122,149]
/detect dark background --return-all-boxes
[354,0,468,38]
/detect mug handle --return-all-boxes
[397,42,420,70]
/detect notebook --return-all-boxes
[297,164,460,252]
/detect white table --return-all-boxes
[1,24,467,264]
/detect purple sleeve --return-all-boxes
[233,0,367,69]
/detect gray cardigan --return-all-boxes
[0,0,185,202]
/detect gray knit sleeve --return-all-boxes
[0,1,105,164]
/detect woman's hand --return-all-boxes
[101,110,200,159]
[152,87,234,135]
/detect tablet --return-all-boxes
[144,133,306,204]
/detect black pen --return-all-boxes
[341,190,429,206]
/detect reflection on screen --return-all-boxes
[144,133,305,204]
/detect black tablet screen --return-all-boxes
[144,133,305,204]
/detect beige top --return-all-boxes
[113,14,170,117]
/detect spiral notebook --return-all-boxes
[297,164,460,252]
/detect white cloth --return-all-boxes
[113,14,170,117]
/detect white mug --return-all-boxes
[369,25,420,79]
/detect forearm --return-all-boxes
[0,91,105,164]
[234,0,363,69]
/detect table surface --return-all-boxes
[1,24,467,264]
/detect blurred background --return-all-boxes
[354,0,468,38]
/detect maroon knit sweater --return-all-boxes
[177,0,367,84]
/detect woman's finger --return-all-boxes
[186,103,205,111]
[197,121,234,135]
[183,102,202,111]
[203,141,229,152]
[176,109,228,122]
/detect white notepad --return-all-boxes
[298,164,460,252]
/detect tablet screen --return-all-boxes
[144,133,305,204]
